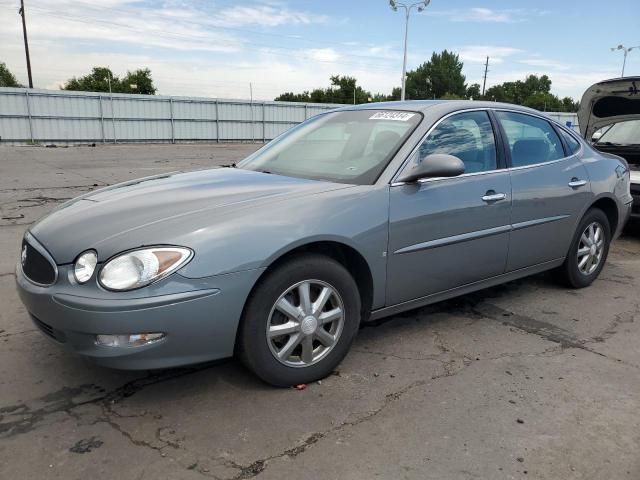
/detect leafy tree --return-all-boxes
[0,62,23,87]
[405,50,467,100]
[275,75,373,104]
[62,67,156,94]
[120,68,156,94]
[484,74,578,111]
[466,83,481,100]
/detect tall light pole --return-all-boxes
[389,0,430,101]
[611,44,640,77]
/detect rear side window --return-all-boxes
[417,111,497,173]
[496,111,565,167]
[558,128,581,154]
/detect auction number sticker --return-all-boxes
[369,111,416,121]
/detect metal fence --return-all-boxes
[0,87,341,144]
[0,87,580,145]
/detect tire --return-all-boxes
[558,208,611,288]
[237,254,361,387]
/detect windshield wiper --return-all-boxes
[221,163,237,168]
[596,141,625,146]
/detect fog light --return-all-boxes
[96,333,165,348]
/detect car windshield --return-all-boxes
[597,120,640,146]
[238,109,421,184]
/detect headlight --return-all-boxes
[99,247,193,291]
[74,250,97,284]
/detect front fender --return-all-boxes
[177,185,391,308]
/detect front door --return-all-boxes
[386,110,512,306]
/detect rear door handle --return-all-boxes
[568,178,587,188]
[481,192,506,203]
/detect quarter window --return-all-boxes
[417,111,497,173]
[495,111,565,167]
[558,128,581,154]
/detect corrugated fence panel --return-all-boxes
[173,101,217,120]
[33,118,102,141]
[0,117,30,140]
[174,120,216,140]
[115,120,172,140]
[0,87,577,143]
[0,91,29,116]
[114,97,170,119]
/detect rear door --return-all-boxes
[386,110,512,305]
[494,110,592,271]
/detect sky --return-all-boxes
[0,0,639,101]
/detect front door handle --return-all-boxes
[568,178,587,188]
[481,191,506,203]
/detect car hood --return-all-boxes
[30,167,351,264]
[578,77,640,139]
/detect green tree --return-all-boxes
[484,74,578,112]
[466,83,481,100]
[275,75,373,104]
[120,68,156,94]
[405,50,467,100]
[0,62,23,87]
[62,67,156,94]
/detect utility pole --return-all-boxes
[18,0,33,88]
[481,56,489,97]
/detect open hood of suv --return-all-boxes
[578,77,640,139]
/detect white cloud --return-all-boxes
[431,7,550,23]
[457,45,524,64]
[303,48,341,63]
[214,5,327,27]
[519,57,571,71]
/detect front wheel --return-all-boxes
[237,254,361,387]
[558,208,611,288]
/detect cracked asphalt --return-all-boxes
[1,144,639,480]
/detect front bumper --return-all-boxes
[16,262,263,370]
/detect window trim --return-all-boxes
[554,123,584,157]
[390,107,583,185]
[492,109,573,170]
[390,108,504,185]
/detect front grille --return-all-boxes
[30,314,66,343]
[21,237,57,285]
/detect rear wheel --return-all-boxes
[558,208,610,288]
[238,254,361,387]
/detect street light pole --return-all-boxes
[389,0,430,101]
[611,44,640,77]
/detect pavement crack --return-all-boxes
[223,380,427,480]
[0,328,37,339]
[0,365,213,439]
[473,302,604,355]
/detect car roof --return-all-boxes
[334,99,549,117]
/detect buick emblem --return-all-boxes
[21,245,27,266]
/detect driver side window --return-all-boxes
[418,111,497,173]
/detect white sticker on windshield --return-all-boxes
[369,111,416,121]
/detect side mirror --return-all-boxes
[591,131,602,143]
[397,153,465,183]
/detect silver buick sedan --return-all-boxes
[16,101,632,386]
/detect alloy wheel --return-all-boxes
[266,279,345,368]
[576,221,604,276]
